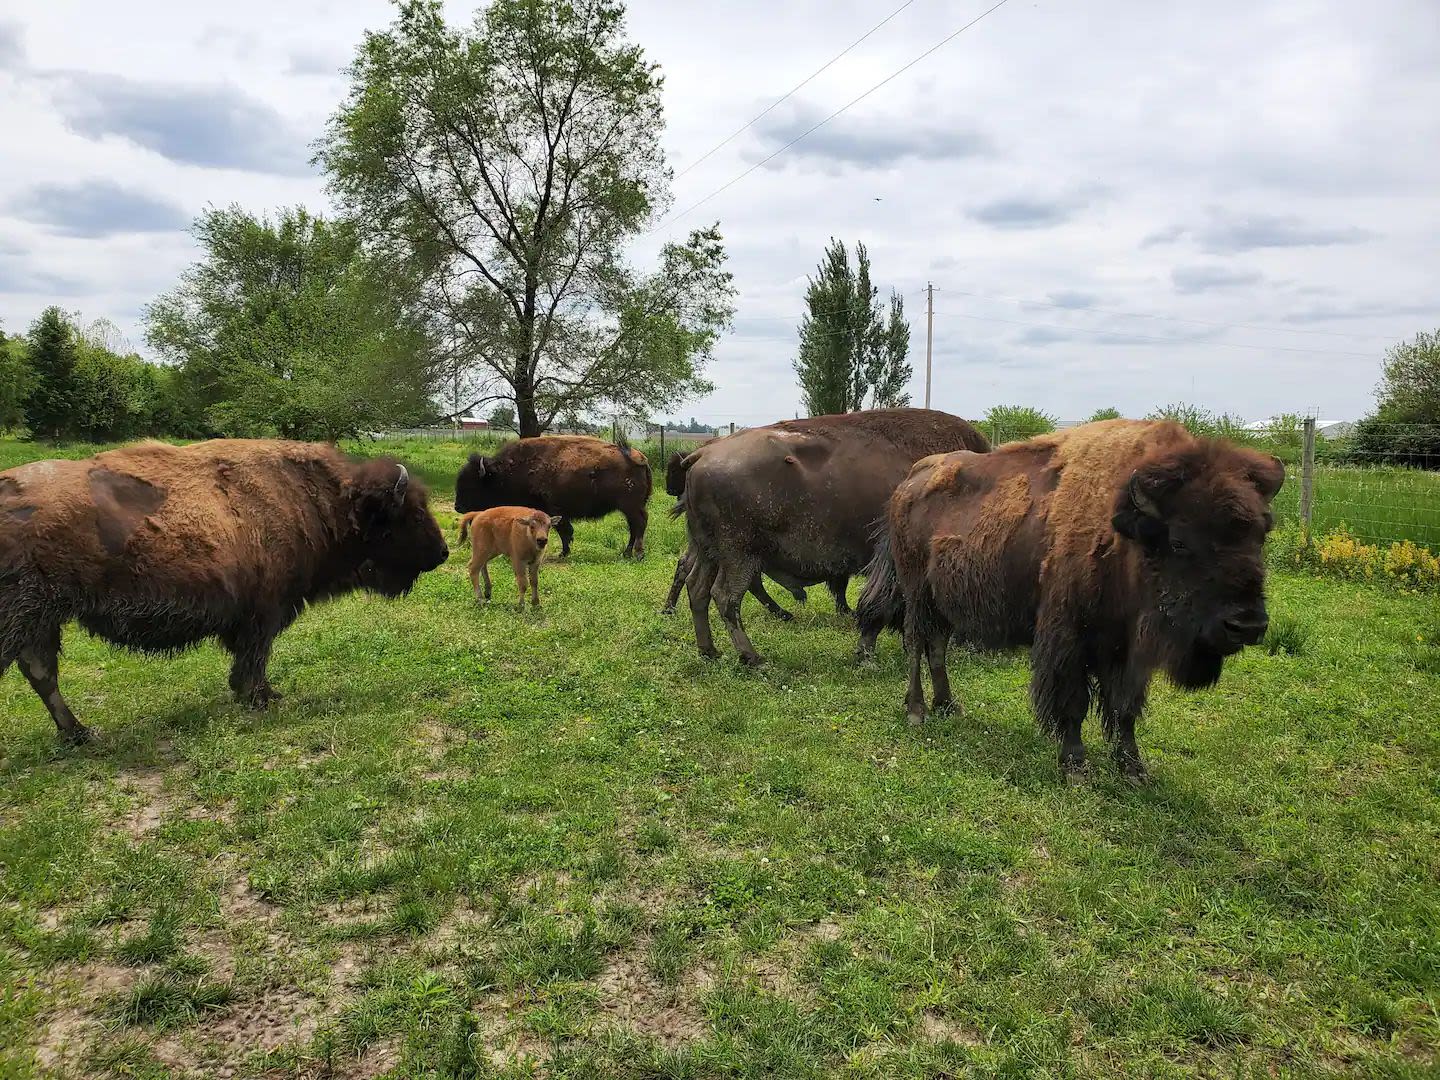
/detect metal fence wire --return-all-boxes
[986,419,1440,552]
[381,416,1440,554]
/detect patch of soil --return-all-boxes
[113,767,173,836]
[593,949,708,1048]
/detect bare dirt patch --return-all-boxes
[113,767,173,836]
[593,948,709,1048]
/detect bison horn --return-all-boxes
[393,464,409,501]
[1127,471,1163,519]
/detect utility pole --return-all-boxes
[924,281,934,409]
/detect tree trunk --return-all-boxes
[517,392,541,437]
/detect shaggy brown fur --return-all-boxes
[454,435,651,558]
[0,439,449,742]
[861,419,1284,782]
[458,507,559,610]
[677,408,990,665]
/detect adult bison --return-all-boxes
[454,435,651,558]
[859,419,1283,782]
[677,409,990,666]
[0,439,448,743]
[660,450,808,619]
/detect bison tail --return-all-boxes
[457,513,475,546]
[856,519,906,640]
[668,494,687,520]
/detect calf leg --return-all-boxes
[513,558,529,611]
[1097,660,1150,783]
[224,626,281,709]
[663,550,693,614]
[714,557,764,667]
[749,576,793,621]
[18,630,90,744]
[554,518,575,558]
[686,555,721,660]
[623,507,648,559]
[827,577,852,616]
[528,562,541,609]
[1031,627,1090,782]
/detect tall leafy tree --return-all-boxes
[0,324,33,432]
[24,307,79,440]
[794,240,910,416]
[320,0,734,437]
[146,206,440,441]
[1351,328,1440,468]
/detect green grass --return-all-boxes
[1,436,1439,1077]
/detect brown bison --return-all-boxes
[858,419,1284,782]
[458,506,559,610]
[0,439,448,742]
[660,450,808,619]
[454,435,651,558]
[677,409,990,666]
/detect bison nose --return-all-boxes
[535,537,547,548]
[440,543,450,561]
[1223,611,1268,646]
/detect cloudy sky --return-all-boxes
[2,0,1437,425]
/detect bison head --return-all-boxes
[454,453,502,514]
[664,452,688,497]
[1112,444,1284,686]
[349,459,448,597]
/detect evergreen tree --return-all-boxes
[794,240,910,415]
[24,307,79,440]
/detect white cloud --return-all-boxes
[1,0,1437,424]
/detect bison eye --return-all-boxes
[1169,536,1190,556]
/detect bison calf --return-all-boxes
[458,507,559,610]
[0,439,448,742]
[861,420,1283,782]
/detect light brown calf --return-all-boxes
[457,507,561,610]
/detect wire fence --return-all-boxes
[984,418,1440,553]
[378,416,1440,554]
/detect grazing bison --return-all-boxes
[661,450,808,618]
[454,436,651,558]
[0,440,448,742]
[859,419,1283,782]
[678,409,990,666]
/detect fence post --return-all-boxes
[1300,416,1316,549]
[658,426,664,460]
[729,422,735,435]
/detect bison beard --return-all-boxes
[868,420,1283,783]
[0,440,448,742]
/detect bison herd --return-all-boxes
[0,409,1285,781]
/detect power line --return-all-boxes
[650,0,1014,234]
[673,0,921,182]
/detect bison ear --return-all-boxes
[349,462,408,532]
[467,453,487,479]
[1247,453,1285,503]
[1112,461,1184,547]
[393,464,409,506]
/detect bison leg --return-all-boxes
[554,518,575,558]
[528,562,541,609]
[714,558,764,667]
[1031,630,1090,783]
[901,597,946,725]
[224,628,281,709]
[749,576,793,621]
[686,555,721,660]
[622,507,648,559]
[663,550,693,614]
[926,632,953,713]
[827,577,852,616]
[18,632,90,744]
[1097,662,1150,783]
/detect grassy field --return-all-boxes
[2,437,1439,1079]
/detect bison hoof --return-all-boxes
[698,646,722,661]
[242,686,283,710]
[1063,769,1088,788]
[1117,760,1150,786]
[738,653,764,669]
[905,710,926,728]
[660,606,676,615]
[60,724,94,746]
[771,609,794,622]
